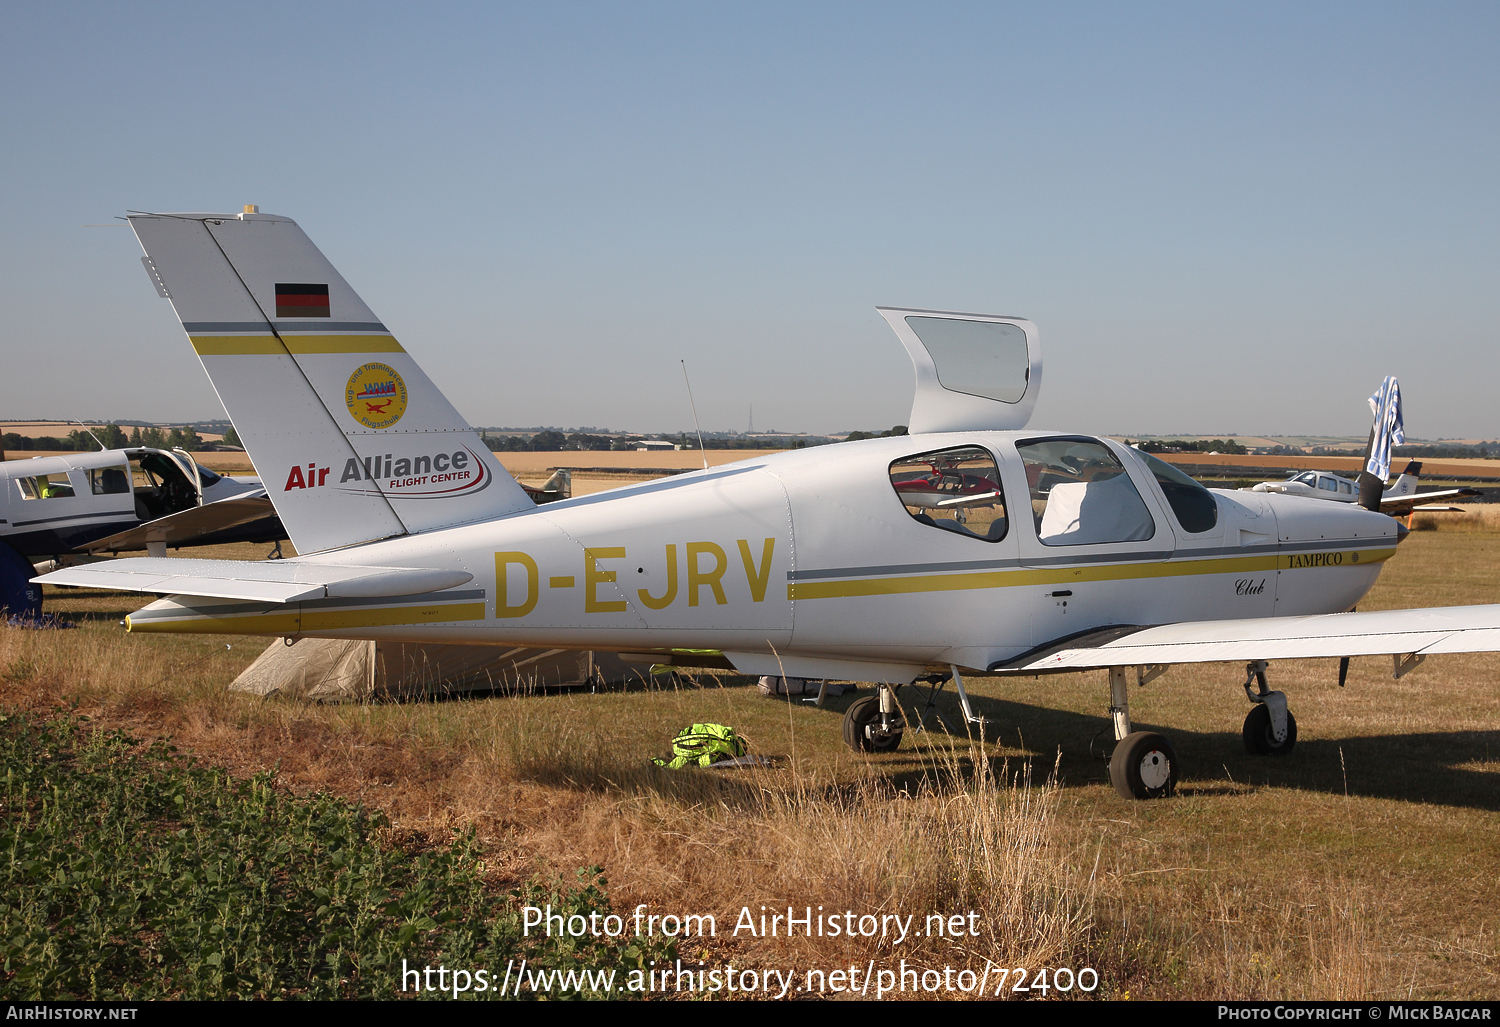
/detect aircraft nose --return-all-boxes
[1262,493,1401,547]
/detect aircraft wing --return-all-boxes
[33,558,471,604]
[998,605,1500,672]
[83,494,279,553]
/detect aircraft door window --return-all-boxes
[1132,449,1219,534]
[1016,437,1155,545]
[131,453,196,520]
[889,446,1008,542]
[1318,477,1339,492]
[90,466,131,496]
[16,473,75,500]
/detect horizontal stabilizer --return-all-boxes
[1381,487,1479,511]
[999,604,1500,671]
[84,494,277,553]
[34,558,472,604]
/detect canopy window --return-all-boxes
[1016,437,1155,546]
[889,446,1008,542]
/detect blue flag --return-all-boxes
[1366,376,1404,481]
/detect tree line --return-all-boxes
[1133,438,1248,455]
[482,431,805,453]
[2,424,205,453]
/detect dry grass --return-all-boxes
[8,530,1500,998]
[1410,504,1500,533]
[0,623,1098,984]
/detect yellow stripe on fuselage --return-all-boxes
[188,335,406,356]
[125,601,487,635]
[787,548,1395,601]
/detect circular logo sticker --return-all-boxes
[345,362,408,429]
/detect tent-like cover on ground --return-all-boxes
[230,639,656,701]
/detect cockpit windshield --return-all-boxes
[1133,449,1219,534]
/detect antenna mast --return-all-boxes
[74,420,107,452]
[680,361,709,471]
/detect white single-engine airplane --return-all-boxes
[1250,463,1479,516]
[35,208,1500,800]
[1,445,282,620]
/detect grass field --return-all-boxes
[4,531,1500,999]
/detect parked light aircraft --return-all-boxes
[1,446,282,620]
[1250,463,1478,517]
[35,208,1500,800]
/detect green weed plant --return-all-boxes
[0,711,671,1000]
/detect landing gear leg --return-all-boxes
[1241,660,1297,755]
[1108,665,1131,741]
[1107,666,1179,799]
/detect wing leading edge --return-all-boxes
[996,604,1500,672]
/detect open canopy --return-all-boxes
[878,307,1041,434]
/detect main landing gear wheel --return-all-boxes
[843,695,905,753]
[1242,704,1298,756]
[1109,731,1178,800]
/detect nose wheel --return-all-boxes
[1242,703,1298,755]
[1241,660,1296,756]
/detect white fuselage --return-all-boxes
[1251,470,1360,502]
[0,447,263,557]
[127,432,1402,681]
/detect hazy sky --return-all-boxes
[3,2,1496,438]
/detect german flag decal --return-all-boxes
[275,283,330,318]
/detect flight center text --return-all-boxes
[494,538,777,617]
[283,450,473,491]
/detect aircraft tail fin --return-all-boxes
[1384,461,1421,499]
[540,468,572,498]
[128,210,533,554]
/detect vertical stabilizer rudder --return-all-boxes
[129,210,533,554]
